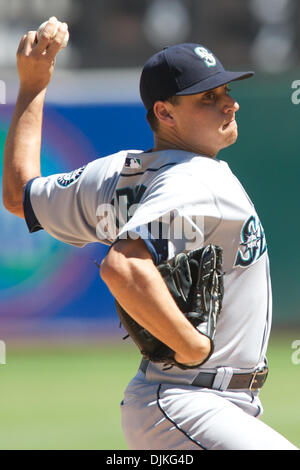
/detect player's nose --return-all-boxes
[223,95,239,114]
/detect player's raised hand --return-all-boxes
[16,17,69,94]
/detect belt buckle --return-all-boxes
[249,367,267,391]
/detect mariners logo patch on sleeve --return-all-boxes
[57,166,86,187]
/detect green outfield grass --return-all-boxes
[0,332,299,450]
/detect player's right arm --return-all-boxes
[2,18,68,218]
[100,238,211,366]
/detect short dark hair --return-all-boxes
[146,96,181,133]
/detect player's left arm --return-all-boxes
[2,18,68,218]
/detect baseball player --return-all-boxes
[2,18,298,450]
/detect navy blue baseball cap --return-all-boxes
[140,43,254,111]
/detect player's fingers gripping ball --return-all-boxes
[36,18,69,49]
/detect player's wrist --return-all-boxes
[18,82,48,98]
[174,335,212,366]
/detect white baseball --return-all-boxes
[37,20,69,48]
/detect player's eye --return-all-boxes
[202,86,232,103]
[203,91,216,101]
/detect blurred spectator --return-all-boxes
[0,0,299,71]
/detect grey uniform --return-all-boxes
[23,149,297,450]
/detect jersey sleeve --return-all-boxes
[23,163,109,247]
[23,177,43,233]
[116,171,221,263]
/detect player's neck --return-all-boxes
[153,134,218,158]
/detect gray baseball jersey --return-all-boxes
[24,149,271,383]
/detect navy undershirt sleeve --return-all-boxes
[109,224,168,266]
[23,177,43,233]
[142,237,168,265]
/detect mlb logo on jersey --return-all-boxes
[125,157,142,169]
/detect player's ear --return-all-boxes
[153,101,175,128]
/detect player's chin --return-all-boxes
[219,130,238,150]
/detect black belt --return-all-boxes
[139,359,268,391]
[191,367,268,391]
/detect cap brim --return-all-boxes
[176,70,254,96]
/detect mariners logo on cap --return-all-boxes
[57,165,86,187]
[194,47,216,68]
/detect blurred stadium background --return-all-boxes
[0,0,299,450]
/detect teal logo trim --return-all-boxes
[235,215,267,267]
[194,46,216,68]
[57,166,86,187]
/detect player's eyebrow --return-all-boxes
[201,84,231,96]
